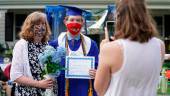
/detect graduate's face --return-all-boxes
[65,16,84,36]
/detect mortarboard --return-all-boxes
[59,5,87,16]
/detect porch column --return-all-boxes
[0,10,7,43]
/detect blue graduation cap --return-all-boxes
[59,5,87,16]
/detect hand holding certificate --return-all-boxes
[65,56,95,79]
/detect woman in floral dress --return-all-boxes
[10,11,56,96]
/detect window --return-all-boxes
[165,15,170,38]
[164,15,170,53]
[5,13,27,41]
[153,15,170,53]
[15,14,27,39]
[5,12,13,41]
[154,16,163,37]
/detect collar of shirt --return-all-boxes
[67,33,80,41]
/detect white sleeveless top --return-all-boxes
[104,37,162,96]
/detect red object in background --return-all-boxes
[166,70,170,79]
[3,64,11,80]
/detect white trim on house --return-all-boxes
[0,0,170,9]
[0,5,109,9]
[0,0,113,9]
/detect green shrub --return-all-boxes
[0,43,5,56]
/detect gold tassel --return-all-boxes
[65,79,69,96]
[65,35,69,96]
[88,80,93,96]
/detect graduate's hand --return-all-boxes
[89,69,96,79]
[100,27,115,49]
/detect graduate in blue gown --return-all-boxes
[49,5,99,96]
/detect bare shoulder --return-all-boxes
[158,39,165,62]
[100,40,123,73]
[159,39,165,48]
[101,40,122,53]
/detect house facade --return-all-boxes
[0,0,170,52]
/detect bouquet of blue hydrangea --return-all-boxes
[38,45,66,77]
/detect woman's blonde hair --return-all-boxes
[19,11,51,42]
[115,0,158,43]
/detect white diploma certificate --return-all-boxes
[65,56,95,79]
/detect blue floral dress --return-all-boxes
[15,42,46,96]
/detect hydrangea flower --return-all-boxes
[38,45,66,76]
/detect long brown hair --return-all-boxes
[115,0,158,43]
[19,11,51,42]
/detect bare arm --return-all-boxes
[94,27,111,95]
[15,76,54,89]
[94,42,123,96]
[95,27,123,96]
[160,40,165,64]
[94,44,111,96]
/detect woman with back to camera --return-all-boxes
[94,0,165,96]
[10,11,54,96]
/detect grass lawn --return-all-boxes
[157,85,170,96]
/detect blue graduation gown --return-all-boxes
[49,38,99,96]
